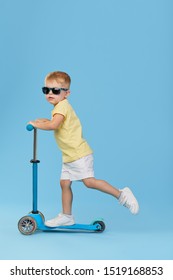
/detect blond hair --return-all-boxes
[45,71,71,88]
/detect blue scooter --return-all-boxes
[18,124,105,235]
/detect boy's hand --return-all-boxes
[28,119,50,127]
[28,120,38,127]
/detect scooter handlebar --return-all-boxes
[26,124,34,131]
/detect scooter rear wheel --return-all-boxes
[93,220,106,232]
[18,216,37,235]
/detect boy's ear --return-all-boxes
[65,90,70,97]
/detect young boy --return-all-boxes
[29,71,139,227]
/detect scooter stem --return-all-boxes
[26,124,40,214]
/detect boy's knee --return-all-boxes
[82,178,95,188]
[60,179,71,189]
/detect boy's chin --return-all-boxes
[48,100,57,105]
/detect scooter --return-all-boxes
[18,124,105,235]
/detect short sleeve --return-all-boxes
[51,100,68,118]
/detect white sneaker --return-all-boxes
[119,187,139,214]
[45,213,75,227]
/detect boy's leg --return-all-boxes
[82,177,121,198]
[60,179,73,215]
[44,180,75,227]
[82,177,139,214]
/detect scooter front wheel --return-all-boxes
[18,216,37,235]
[29,211,45,222]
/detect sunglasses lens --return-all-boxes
[42,87,62,95]
[52,88,61,95]
[42,87,49,94]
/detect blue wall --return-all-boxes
[0,0,172,259]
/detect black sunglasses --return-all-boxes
[42,87,69,95]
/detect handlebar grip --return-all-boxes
[26,124,34,131]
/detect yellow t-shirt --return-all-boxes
[52,99,93,163]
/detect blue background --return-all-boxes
[0,0,173,259]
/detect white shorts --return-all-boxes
[60,154,94,181]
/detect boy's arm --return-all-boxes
[34,118,50,123]
[28,114,64,130]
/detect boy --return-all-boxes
[29,71,139,227]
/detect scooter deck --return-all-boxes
[43,224,100,233]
